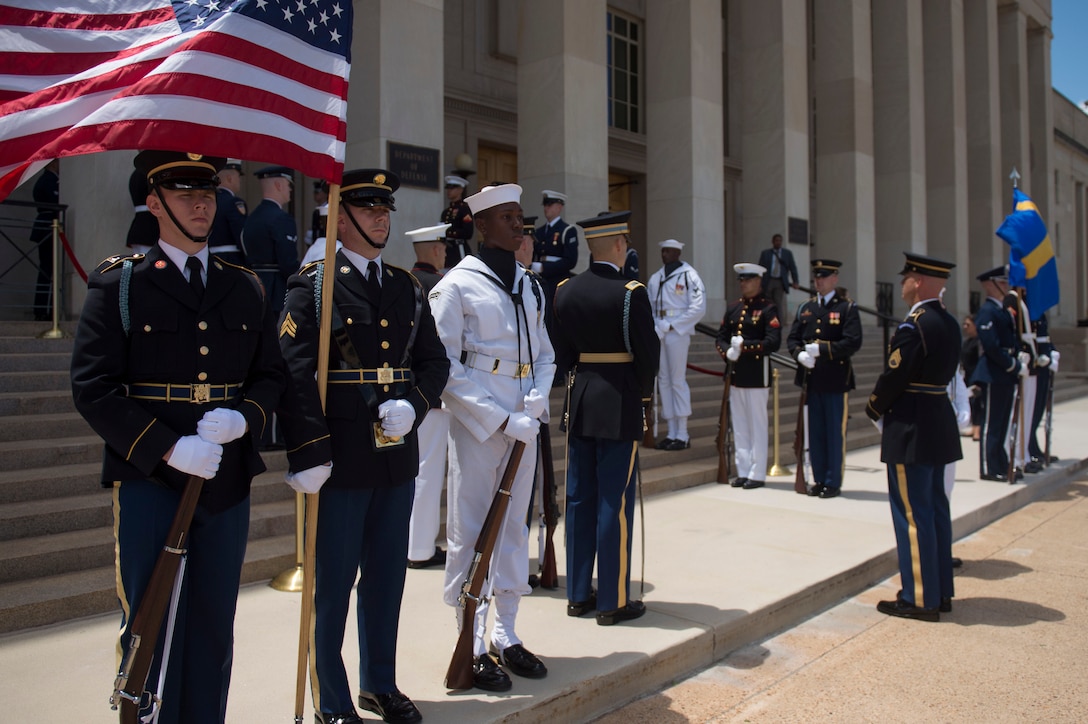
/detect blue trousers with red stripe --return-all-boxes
[808,391,847,489]
[565,436,639,613]
[886,463,954,609]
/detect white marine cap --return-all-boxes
[317,203,329,217]
[465,183,523,215]
[444,175,469,188]
[405,223,452,243]
[734,262,766,278]
[541,189,567,204]
[658,239,684,250]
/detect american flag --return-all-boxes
[0,0,352,200]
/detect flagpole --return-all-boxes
[294,183,341,723]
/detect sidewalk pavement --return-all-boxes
[2,400,1086,723]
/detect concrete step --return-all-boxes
[0,336,74,354]
[0,352,72,373]
[0,462,101,504]
[0,389,76,416]
[0,435,102,471]
[0,411,92,443]
[0,369,70,394]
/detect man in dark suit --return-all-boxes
[757,233,800,323]
[969,265,1028,481]
[716,262,781,489]
[243,165,298,315]
[278,170,449,724]
[71,150,286,723]
[30,158,60,321]
[533,189,579,305]
[552,211,659,626]
[787,259,863,498]
[866,252,962,621]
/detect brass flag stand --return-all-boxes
[767,368,792,477]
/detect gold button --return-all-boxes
[198,321,208,330]
[242,323,248,331]
[198,372,208,381]
[200,346,210,356]
[143,324,151,332]
[346,318,353,325]
[383,385,390,393]
[381,341,390,350]
[380,319,389,328]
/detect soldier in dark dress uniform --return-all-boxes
[126,166,159,253]
[968,265,1028,481]
[278,169,449,724]
[70,151,285,723]
[441,174,474,269]
[533,190,579,305]
[1027,312,1058,466]
[30,159,59,320]
[716,263,782,489]
[552,211,659,626]
[243,165,298,314]
[787,259,863,497]
[866,253,962,621]
[208,158,247,266]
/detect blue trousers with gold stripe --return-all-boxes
[312,483,412,715]
[115,480,250,724]
[808,391,848,489]
[565,436,639,613]
[887,463,954,610]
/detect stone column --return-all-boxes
[998,5,1030,196]
[872,0,927,311]
[1027,24,1053,223]
[517,0,609,265]
[922,0,969,314]
[646,0,725,306]
[813,0,875,308]
[964,0,1005,273]
[739,0,810,281]
[346,0,444,269]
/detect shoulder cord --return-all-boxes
[622,288,633,354]
[120,259,133,336]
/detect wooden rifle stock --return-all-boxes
[642,397,655,448]
[445,441,527,690]
[793,376,808,494]
[537,424,559,590]
[111,474,204,724]
[715,367,732,483]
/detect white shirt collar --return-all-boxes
[157,241,209,280]
[909,298,940,315]
[341,246,382,280]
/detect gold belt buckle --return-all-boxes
[377,368,394,385]
[515,363,530,379]
[192,383,211,404]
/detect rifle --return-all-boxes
[537,423,559,590]
[793,373,809,494]
[715,365,732,483]
[111,474,204,724]
[445,440,527,690]
[642,381,656,448]
[1007,378,1022,484]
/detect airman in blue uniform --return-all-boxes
[243,165,298,314]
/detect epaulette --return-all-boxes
[908,307,926,322]
[300,259,322,277]
[625,280,644,291]
[557,277,570,288]
[212,256,258,279]
[95,253,144,274]
[384,262,411,278]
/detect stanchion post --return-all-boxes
[270,491,305,592]
[38,219,66,340]
[767,368,792,477]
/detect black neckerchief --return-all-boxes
[664,260,683,276]
[468,245,535,388]
[478,245,517,291]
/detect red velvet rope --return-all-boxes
[59,229,88,283]
[686,362,725,378]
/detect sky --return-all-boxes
[1051,0,1088,109]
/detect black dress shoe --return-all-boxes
[730,477,747,488]
[807,483,826,497]
[742,479,765,489]
[489,643,547,679]
[665,438,690,451]
[316,712,363,724]
[876,597,939,622]
[939,597,952,613]
[818,486,841,499]
[407,546,446,569]
[951,557,963,568]
[567,592,597,617]
[472,654,512,692]
[358,691,422,723]
[980,472,1009,482]
[655,438,675,450]
[1024,460,1043,474]
[596,600,646,626]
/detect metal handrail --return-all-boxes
[694,321,798,370]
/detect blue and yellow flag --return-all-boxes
[995,188,1058,321]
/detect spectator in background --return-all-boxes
[31,159,60,321]
[757,233,800,323]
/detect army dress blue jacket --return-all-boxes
[787,292,863,393]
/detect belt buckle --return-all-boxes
[377,368,394,385]
[515,363,530,379]
[192,384,211,404]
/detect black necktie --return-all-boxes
[186,256,204,299]
[366,260,381,300]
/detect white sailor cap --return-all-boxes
[659,239,684,250]
[406,223,452,243]
[542,189,567,205]
[444,175,469,188]
[734,262,766,278]
[466,183,523,215]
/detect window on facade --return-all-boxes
[607,11,642,133]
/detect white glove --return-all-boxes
[167,434,223,478]
[655,319,670,338]
[730,335,743,350]
[797,350,816,369]
[196,407,247,444]
[805,342,821,358]
[1051,350,1060,373]
[1017,351,1031,378]
[1036,354,1050,368]
[503,412,539,444]
[286,463,332,494]
[872,417,884,433]
[726,346,740,362]
[378,399,416,438]
[523,388,547,420]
